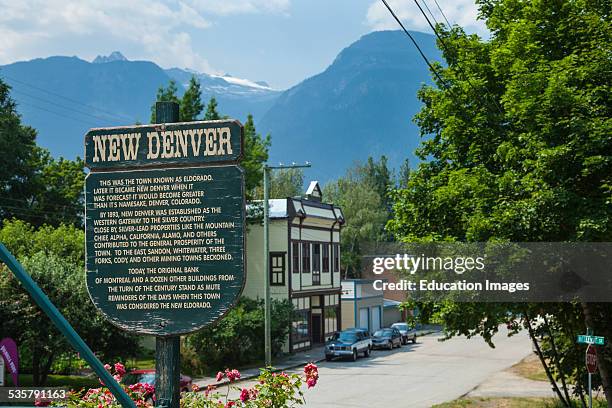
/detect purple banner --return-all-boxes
[0,338,19,386]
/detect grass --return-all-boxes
[126,349,156,370]
[432,397,608,408]
[5,374,98,390]
[510,354,549,382]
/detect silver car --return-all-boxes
[391,322,417,344]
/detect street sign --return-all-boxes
[577,335,605,345]
[84,120,246,336]
[586,344,597,374]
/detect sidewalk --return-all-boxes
[193,345,326,388]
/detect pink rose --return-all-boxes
[216,371,224,382]
[114,362,126,376]
[240,388,250,402]
[306,377,317,388]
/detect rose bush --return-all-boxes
[50,362,319,408]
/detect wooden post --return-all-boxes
[156,336,180,408]
[155,101,181,408]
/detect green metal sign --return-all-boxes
[84,120,243,170]
[577,335,605,345]
[84,121,246,336]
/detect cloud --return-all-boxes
[366,0,488,37]
[185,0,290,16]
[0,0,289,73]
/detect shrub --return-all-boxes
[182,298,293,374]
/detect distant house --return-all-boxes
[341,279,405,332]
[340,279,385,333]
[243,181,345,353]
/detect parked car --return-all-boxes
[372,328,403,350]
[122,369,193,393]
[391,322,417,344]
[325,330,371,361]
[345,327,373,350]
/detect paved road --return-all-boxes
[230,328,533,407]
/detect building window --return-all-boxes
[333,243,340,272]
[292,309,310,344]
[302,242,310,273]
[322,244,330,272]
[270,252,285,286]
[324,307,338,336]
[292,242,300,273]
[313,243,320,271]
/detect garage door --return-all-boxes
[371,306,381,332]
[359,308,369,330]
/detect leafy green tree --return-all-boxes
[203,96,221,121]
[324,160,390,278]
[270,168,304,199]
[387,0,611,404]
[150,80,180,123]
[0,78,85,227]
[180,76,204,122]
[253,168,304,199]
[242,114,271,199]
[0,220,138,385]
[0,79,39,215]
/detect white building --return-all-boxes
[243,181,345,352]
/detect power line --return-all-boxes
[413,0,504,114]
[380,0,452,91]
[433,0,452,28]
[1,74,137,123]
[420,0,442,27]
[11,88,117,124]
[15,100,98,126]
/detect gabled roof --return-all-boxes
[246,197,345,224]
[305,181,323,201]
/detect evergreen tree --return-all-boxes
[150,80,180,123]
[180,75,204,122]
[204,96,221,121]
[242,114,270,199]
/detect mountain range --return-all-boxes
[0,30,440,181]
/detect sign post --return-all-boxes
[84,102,246,408]
[586,344,597,408]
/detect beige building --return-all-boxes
[243,182,345,352]
[340,279,384,332]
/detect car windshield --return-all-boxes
[374,329,393,336]
[392,323,408,330]
[333,332,357,342]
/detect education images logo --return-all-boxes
[369,254,530,294]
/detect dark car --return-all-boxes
[122,369,193,393]
[325,330,371,361]
[391,322,417,344]
[372,327,403,350]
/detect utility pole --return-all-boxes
[263,162,311,367]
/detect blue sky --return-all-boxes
[0,0,487,89]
